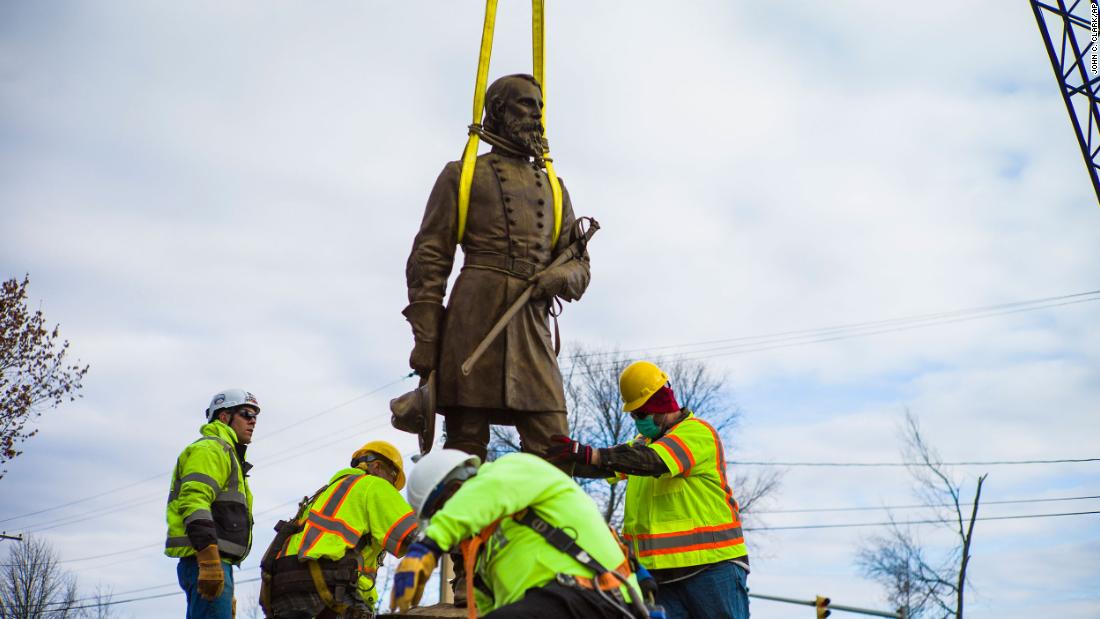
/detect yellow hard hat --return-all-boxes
[351,441,406,490]
[619,361,670,412]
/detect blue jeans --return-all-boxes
[177,557,235,619]
[656,561,750,619]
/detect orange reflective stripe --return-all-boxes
[624,521,742,542]
[325,475,364,515]
[624,522,744,557]
[654,434,694,474]
[299,475,366,556]
[383,510,418,556]
[696,419,742,524]
[668,434,695,469]
[305,512,361,547]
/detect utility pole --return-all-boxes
[0,532,23,542]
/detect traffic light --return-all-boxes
[815,595,831,618]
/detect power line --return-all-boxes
[11,449,1094,539]
[58,577,261,610]
[0,374,415,527]
[23,492,1094,567]
[11,414,402,539]
[0,472,166,525]
[258,373,413,441]
[39,568,263,608]
[731,457,1100,467]
[21,491,1096,570]
[22,495,163,534]
[7,291,1098,538]
[744,509,1100,531]
[36,510,1100,608]
[564,289,1100,362]
[0,543,162,568]
[9,289,1097,527]
[19,412,399,534]
[559,292,1100,376]
[752,493,1100,515]
[62,581,179,605]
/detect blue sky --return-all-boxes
[1,1,1098,617]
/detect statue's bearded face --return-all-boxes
[496,79,545,156]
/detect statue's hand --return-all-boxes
[409,339,437,376]
[529,264,571,301]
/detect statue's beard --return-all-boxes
[500,117,544,156]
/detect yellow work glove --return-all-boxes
[196,544,225,601]
[390,539,441,613]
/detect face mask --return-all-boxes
[634,415,662,439]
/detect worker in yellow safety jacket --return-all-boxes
[549,361,751,619]
[390,450,650,619]
[166,388,260,619]
[259,440,418,619]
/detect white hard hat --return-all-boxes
[406,449,481,519]
[205,388,260,421]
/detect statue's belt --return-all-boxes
[462,253,543,279]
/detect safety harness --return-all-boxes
[259,475,377,618]
[458,508,650,619]
[456,0,563,246]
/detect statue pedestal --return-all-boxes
[377,603,471,618]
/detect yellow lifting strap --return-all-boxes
[456,0,564,247]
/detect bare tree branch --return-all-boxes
[857,411,988,619]
[0,535,118,619]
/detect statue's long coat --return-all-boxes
[405,151,590,414]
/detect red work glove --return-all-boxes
[548,435,595,465]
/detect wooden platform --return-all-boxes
[377,602,471,618]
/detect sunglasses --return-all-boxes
[630,411,653,421]
[357,454,398,477]
[235,410,260,422]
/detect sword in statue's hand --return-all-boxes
[461,217,599,376]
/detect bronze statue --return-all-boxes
[401,73,591,462]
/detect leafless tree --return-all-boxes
[0,535,80,619]
[490,345,781,526]
[74,586,120,619]
[1,275,89,479]
[237,582,263,619]
[0,536,122,619]
[856,411,987,619]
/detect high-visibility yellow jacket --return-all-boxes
[278,468,418,608]
[165,420,254,563]
[426,452,639,614]
[617,412,748,570]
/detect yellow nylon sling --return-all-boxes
[456,0,564,247]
